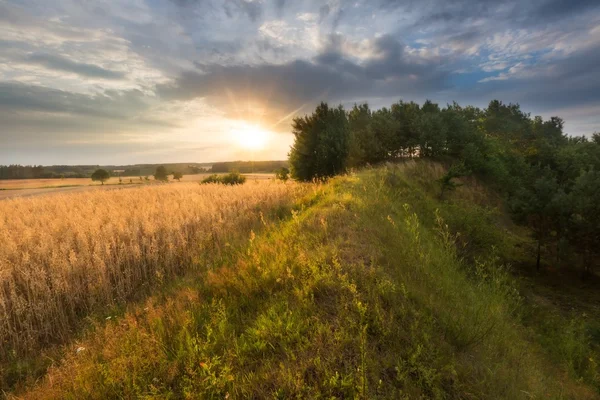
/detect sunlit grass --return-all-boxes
[10,164,598,399]
[0,180,307,371]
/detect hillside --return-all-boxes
[7,162,599,399]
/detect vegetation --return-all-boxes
[0,181,307,390]
[289,102,350,181]
[0,163,211,180]
[90,169,110,185]
[173,171,183,181]
[8,164,599,399]
[276,167,290,182]
[3,98,600,399]
[290,99,600,277]
[201,172,247,185]
[210,160,288,173]
[154,165,169,182]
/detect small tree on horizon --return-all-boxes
[91,169,110,185]
[173,171,183,182]
[154,166,169,182]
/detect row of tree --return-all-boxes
[91,166,183,184]
[288,100,600,275]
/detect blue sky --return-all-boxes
[1,0,599,165]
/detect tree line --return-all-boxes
[289,100,600,275]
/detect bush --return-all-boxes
[201,173,246,185]
[276,167,290,182]
[220,172,246,185]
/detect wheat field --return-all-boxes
[0,180,306,358]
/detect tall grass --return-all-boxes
[12,165,598,399]
[0,181,306,361]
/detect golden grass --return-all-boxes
[0,174,274,190]
[0,180,305,359]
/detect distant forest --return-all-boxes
[209,160,288,173]
[0,161,288,180]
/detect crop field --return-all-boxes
[0,173,275,199]
[0,179,307,366]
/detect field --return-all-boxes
[0,180,307,380]
[2,163,599,399]
[0,173,274,199]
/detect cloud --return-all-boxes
[1,0,600,164]
[159,34,450,129]
[25,53,125,80]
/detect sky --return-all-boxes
[1,0,599,165]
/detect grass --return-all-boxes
[6,162,599,399]
[0,174,275,191]
[0,180,308,390]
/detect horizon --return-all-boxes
[2,0,600,165]
[0,159,288,168]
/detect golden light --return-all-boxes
[230,123,271,150]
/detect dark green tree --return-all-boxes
[510,171,564,271]
[173,171,183,182]
[154,166,169,182]
[289,102,350,181]
[91,169,110,185]
[568,168,600,276]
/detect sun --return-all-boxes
[231,123,271,150]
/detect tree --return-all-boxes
[510,171,564,271]
[173,171,183,182]
[91,169,110,185]
[154,166,169,182]
[568,168,600,277]
[289,102,350,181]
[275,167,290,182]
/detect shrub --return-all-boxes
[201,173,246,185]
[220,172,246,185]
[276,167,290,182]
[201,174,221,184]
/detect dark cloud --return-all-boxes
[0,82,148,119]
[26,53,125,80]
[159,34,450,128]
[477,44,600,111]
[223,0,263,22]
[535,0,600,21]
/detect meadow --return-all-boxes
[0,179,307,384]
[3,162,599,398]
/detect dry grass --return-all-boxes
[0,180,305,360]
[0,173,274,191]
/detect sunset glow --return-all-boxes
[231,124,272,151]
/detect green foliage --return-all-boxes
[21,167,599,398]
[437,162,469,199]
[154,166,169,182]
[220,172,246,185]
[289,102,350,181]
[201,172,247,185]
[289,98,600,275]
[173,171,183,181]
[568,168,600,275]
[275,167,289,182]
[91,168,110,185]
[201,174,221,184]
